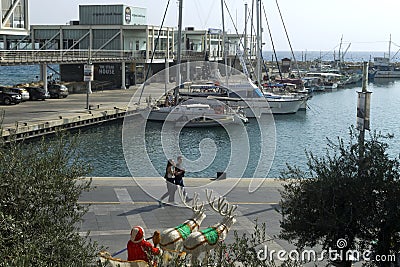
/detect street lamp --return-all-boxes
[357,62,372,162]
[84,63,94,110]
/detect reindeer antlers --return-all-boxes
[178,187,204,213]
[177,188,237,217]
[205,189,237,217]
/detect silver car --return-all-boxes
[48,84,69,99]
[1,87,30,101]
[10,88,30,101]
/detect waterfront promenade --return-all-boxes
[1,88,135,128]
[78,177,292,261]
[0,82,171,141]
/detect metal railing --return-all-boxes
[0,49,173,65]
[180,50,206,59]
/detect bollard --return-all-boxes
[216,172,226,180]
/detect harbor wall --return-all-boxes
[2,107,138,143]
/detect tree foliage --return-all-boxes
[0,134,99,266]
[279,128,400,266]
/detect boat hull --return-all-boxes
[147,104,248,125]
[226,98,271,118]
[266,98,304,114]
[148,109,245,123]
[374,70,400,79]
[173,116,236,128]
[322,82,338,90]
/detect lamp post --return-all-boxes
[357,61,372,164]
[175,0,183,99]
[84,63,94,110]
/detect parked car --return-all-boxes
[2,87,30,101]
[47,83,69,98]
[0,90,21,105]
[25,87,50,100]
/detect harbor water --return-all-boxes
[1,52,399,178]
[73,78,400,178]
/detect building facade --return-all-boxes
[0,3,257,88]
[28,4,174,88]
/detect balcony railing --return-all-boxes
[0,49,173,65]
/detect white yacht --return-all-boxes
[305,72,340,90]
[263,93,306,114]
[177,80,271,118]
[148,98,248,126]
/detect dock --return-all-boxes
[2,106,131,142]
[1,87,144,141]
[1,89,133,141]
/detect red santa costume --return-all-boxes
[127,226,160,262]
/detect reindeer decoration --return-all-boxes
[159,190,206,257]
[183,189,237,264]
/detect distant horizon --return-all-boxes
[264,50,387,53]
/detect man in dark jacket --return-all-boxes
[174,156,185,187]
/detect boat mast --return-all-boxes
[388,34,392,61]
[175,0,183,99]
[338,35,343,70]
[250,0,254,60]
[244,3,248,59]
[256,0,262,88]
[262,2,282,80]
[221,0,229,85]
[275,0,300,78]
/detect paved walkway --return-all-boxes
[78,177,297,261]
[1,83,170,135]
[1,88,136,128]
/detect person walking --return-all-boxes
[174,156,192,201]
[174,156,185,187]
[158,159,176,206]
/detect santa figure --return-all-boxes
[127,226,161,263]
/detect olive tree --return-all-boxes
[279,129,400,267]
[0,134,99,266]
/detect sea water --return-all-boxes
[73,79,400,178]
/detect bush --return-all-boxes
[279,128,400,267]
[0,134,99,266]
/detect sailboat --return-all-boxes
[145,0,249,126]
[147,95,248,125]
[173,0,308,118]
[252,0,306,114]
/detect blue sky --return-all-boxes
[29,0,400,52]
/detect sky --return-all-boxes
[29,0,400,52]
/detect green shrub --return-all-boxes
[0,134,99,266]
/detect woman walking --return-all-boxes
[158,159,176,206]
